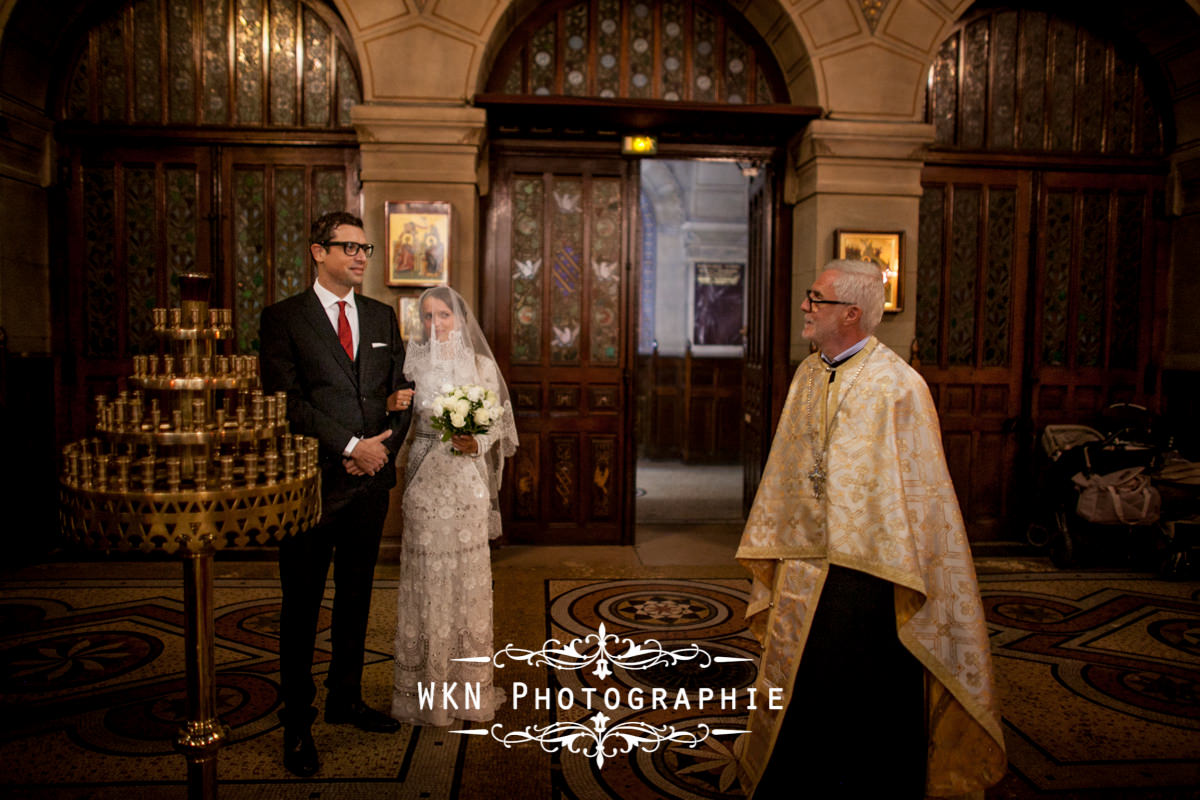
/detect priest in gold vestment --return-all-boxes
[735,260,1006,797]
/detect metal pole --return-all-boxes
[175,538,229,800]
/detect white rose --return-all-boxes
[432,397,445,416]
[473,407,491,425]
[467,385,483,402]
[450,412,466,428]
[441,383,454,395]
[454,398,470,416]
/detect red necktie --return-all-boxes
[336,301,354,360]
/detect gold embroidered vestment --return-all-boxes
[735,338,1006,796]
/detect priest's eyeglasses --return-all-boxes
[804,289,855,307]
[323,241,375,257]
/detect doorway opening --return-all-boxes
[634,159,748,558]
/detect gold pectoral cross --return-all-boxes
[808,462,826,500]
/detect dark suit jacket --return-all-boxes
[259,288,412,515]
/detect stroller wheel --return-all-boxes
[1049,517,1076,569]
[1026,521,1053,548]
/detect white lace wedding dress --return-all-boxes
[391,353,501,726]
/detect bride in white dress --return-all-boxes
[388,286,518,726]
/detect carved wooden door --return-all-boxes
[741,162,785,515]
[59,141,356,442]
[486,153,638,544]
[917,166,1163,541]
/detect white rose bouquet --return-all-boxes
[429,383,505,454]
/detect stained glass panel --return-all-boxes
[269,0,298,126]
[661,0,684,101]
[234,168,266,352]
[512,176,544,364]
[960,19,988,149]
[982,188,1014,367]
[126,167,159,354]
[203,0,230,124]
[692,6,716,102]
[551,176,583,363]
[529,20,556,95]
[133,0,161,123]
[1076,192,1108,368]
[563,3,589,97]
[948,187,980,366]
[930,36,958,146]
[1048,19,1075,152]
[165,167,198,306]
[68,51,90,120]
[628,2,653,99]
[236,0,265,124]
[1111,192,1143,370]
[916,185,944,364]
[597,0,621,98]
[315,168,345,217]
[724,29,748,104]
[99,16,126,122]
[336,46,360,127]
[590,178,621,364]
[303,8,331,127]
[1017,11,1047,150]
[168,0,196,123]
[274,168,307,300]
[1077,30,1106,153]
[83,167,117,357]
[1041,191,1072,367]
[988,11,1017,150]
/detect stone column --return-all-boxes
[784,119,934,362]
[351,103,488,310]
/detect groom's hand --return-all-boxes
[348,429,393,475]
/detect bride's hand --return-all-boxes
[451,434,479,455]
[388,388,415,412]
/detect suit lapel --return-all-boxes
[301,289,358,385]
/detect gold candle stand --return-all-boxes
[58,274,321,799]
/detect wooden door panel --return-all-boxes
[917,167,1031,541]
[487,153,636,544]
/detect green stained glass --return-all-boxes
[168,0,196,123]
[126,167,159,354]
[203,0,230,123]
[99,16,126,122]
[234,169,267,352]
[314,168,345,218]
[83,167,118,357]
[692,6,716,102]
[1041,192,1072,366]
[551,177,583,363]
[275,168,307,300]
[1076,192,1108,368]
[133,0,161,123]
[628,2,653,99]
[661,0,684,101]
[563,3,589,97]
[916,186,944,364]
[529,20,556,95]
[590,178,621,364]
[982,188,1014,367]
[336,45,360,127]
[724,29,748,104]
[596,0,621,98]
[236,0,265,124]
[165,167,198,307]
[512,176,544,364]
[269,0,298,125]
[303,8,331,127]
[948,187,979,366]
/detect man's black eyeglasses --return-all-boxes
[322,241,375,257]
[805,289,855,306]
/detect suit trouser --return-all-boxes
[277,487,390,730]
[756,564,926,798]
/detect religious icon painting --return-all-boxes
[834,230,903,312]
[397,293,423,342]
[385,201,451,287]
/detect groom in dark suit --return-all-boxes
[260,211,412,776]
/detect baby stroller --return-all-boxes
[1027,405,1171,570]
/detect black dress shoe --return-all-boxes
[283,728,319,777]
[324,699,401,733]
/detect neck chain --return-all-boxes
[807,346,874,500]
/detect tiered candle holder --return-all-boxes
[58,273,321,799]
